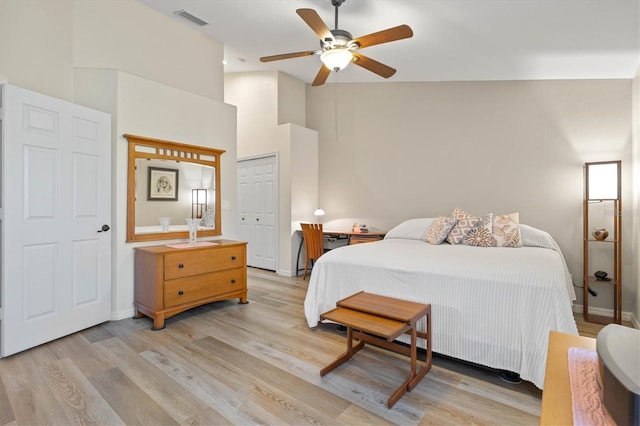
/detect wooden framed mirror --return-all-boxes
[124,134,224,243]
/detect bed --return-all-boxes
[304,218,578,389]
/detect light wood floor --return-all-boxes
[0,268,615,425]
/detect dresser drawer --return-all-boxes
[164,245,245,280]
[164,269,246,308]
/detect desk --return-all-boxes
[295,229,386,276]
[323,229,386,245]
[539,331,596,425]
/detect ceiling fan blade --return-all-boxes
[352,52,396,79]
[260,51,316,62]
[312,65,332,86]
[352,24,413,49]
[297,8,334,42]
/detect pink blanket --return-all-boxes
[568,347,615,426]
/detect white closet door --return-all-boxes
[237,156,277,270]
[1,84,112,357]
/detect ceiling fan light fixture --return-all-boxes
[320,48,353,72]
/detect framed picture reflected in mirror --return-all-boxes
[148,167,179,201]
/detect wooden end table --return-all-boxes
[320,291,432,408]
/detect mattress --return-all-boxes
[304,222,578,389]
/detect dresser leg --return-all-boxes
[132,307,143,319]
[238,297,249,304]
[151,315,166,331]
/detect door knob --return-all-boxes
[97,224,110,233]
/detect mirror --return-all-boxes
[124,134,224,242]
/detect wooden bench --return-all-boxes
[320,291,432,408]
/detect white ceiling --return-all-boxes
[138,0,639,84]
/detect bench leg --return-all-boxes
[320,326,365,376]
[387,313,432,408]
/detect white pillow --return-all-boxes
[384,218,434,240]
[519,224,555,248]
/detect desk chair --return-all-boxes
[301,223,324,280]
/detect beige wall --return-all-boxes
[286,124,319,272]
[73,0,224,101]
[278,73,306,127]
[225,72,318,275]
[633,69,640,327]
[1,0,233,320]
[0,0,74,100]
[306,80,635,318]
[75,69,237,318]
[225,72,279,157]
[0,0,224,102]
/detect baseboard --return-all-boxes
[572,304,639,328]
[111,307,136,321]
[276,268,295,277]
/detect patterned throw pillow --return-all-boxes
[493,212,522,247]
[446,208,479,244]
[424,215,457,244]
[463,213,495,247]
[200,210,216,227]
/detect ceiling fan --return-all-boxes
[259,0,413,86]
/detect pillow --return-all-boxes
[424,215,457,244]
[519,224,554,249]
[200,209,215,227]
[462,213,495,247]
[446,208,479,244]
[384,218,435,240]
[492,212,522,247]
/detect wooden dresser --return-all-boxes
[134,240,247,330]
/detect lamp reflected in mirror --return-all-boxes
[192,188,207,219]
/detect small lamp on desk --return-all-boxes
[314,208,325,224]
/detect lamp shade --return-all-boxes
[193,189,207,204]
[586,161,620,200]
[313,208,325,217]
[192,188,208,218]
[320,48,353,71]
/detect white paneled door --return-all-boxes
[0,84,112,357]
[237,156,277,270]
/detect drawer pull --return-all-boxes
[178,264,184,269]
[178,290,184,295]
[230,279,236,284]
[231,256,236,260]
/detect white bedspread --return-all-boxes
[304,225,578,389]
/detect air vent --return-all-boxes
[173,9,209,26]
